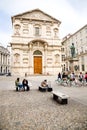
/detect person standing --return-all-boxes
[85,72,87,82]
[70,72,75,81]
[78,72,84,82]
[58,72,61,81]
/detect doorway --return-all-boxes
[34,56,42,74]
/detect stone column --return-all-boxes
[0,53,1,64]
[44,43,47,74]
[28,42,33,74]
[29,43,32,67]
[6,55,8,65]
[2,54,3,64]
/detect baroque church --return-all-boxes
[11,9,62,76]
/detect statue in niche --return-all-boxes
[55,54,59,63]
[54,28,58,37]
[14,24,20,35]
[14,53,20,63]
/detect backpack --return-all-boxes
[85,74,87,79]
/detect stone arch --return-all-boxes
[33,50,42,55]
[29,39,48,45]
[28,39,48,49]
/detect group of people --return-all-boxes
[15,78,30,91]
[15,71,87,91]
[57,71,87,83]
[78,72,87,82]
[15,78,50,91]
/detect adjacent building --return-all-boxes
[10,9,62,76]
[0,43,10,75]
[62,24,87,74]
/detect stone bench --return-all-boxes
[48,87,53,92]
[52,91,69,104]
[39,86,53,92]
[38,86,48,92]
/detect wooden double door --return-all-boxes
[34,56,42,74]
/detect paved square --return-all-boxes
[0,75,87,130]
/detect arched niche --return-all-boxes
[33,50,42,55]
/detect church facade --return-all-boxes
[11,9,62,76]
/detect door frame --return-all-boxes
[33,50,42,74]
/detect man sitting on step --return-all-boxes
[41,79,48,87]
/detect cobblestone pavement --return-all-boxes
[0,75,87,130]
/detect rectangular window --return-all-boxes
[61,48,64,52]
[81,56,84,63]
[85,28,87,33]
[35,27,39,36]
[82,64,85,71]
[62,55,65,61]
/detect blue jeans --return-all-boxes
[18,84,23,88]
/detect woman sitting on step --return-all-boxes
[15,78,23,91]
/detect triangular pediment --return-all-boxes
[12,9,61,23]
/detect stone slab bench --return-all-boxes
[52,91,69,104]
[39,86,53,92]
[38,86,48,92]
[48,87,53,92]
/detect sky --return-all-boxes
[0,0,87,47]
